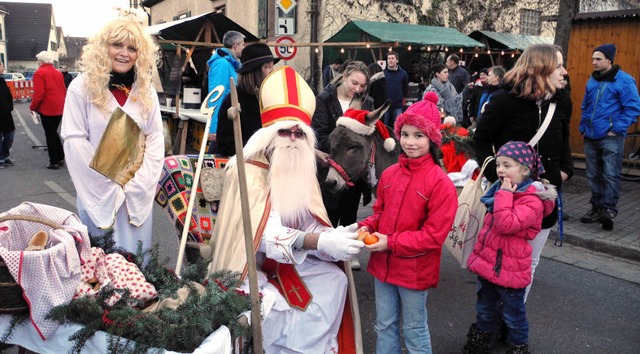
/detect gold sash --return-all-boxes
[89,108,146,186]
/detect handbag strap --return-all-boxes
[474,156,495,186]
[528,102,556,148]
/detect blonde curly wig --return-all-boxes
[79,18,159,116]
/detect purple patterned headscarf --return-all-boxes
[496,141,545,179]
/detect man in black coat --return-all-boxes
[0,61,15,168]
[60,65,74,88]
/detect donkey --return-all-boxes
[322,101,401,195]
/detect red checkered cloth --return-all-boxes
[0,202,92,339]
[74,247,157,306]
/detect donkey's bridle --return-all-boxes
[326,141,377,188]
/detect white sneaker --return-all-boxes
[349,258,361,270]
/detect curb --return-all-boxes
[551,230,640,263]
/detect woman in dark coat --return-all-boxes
[214,43,280,156]
[0,61,15,168]
[311,60,373,244]
[473,43,573,303]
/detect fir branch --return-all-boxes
[0,314,29,344]
[45,237,251,354]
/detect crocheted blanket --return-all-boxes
[155,155,228,244]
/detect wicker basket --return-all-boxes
[0,214,62,315]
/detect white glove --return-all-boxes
[335,223,359,233]
[30,111,40,125]
[317,229,364,261]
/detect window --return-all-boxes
[520,9,541,36]
[173,11,191,21]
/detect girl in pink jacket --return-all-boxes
[358,92,458,354]
[463,141,556,354]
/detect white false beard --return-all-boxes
[268,136,317,227]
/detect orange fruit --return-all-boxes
[357,230,369,241]
[363,234,379,245]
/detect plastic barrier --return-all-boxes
[7,80,33,101]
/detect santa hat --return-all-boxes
[394,91,442,147]
[336,108,396,152]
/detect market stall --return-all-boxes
[467,30,553,69]
[147,12,259,154]
[323,20,485,70]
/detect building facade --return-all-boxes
[142,0,640,93]
[0,2,65,73]
[0,6,7,68]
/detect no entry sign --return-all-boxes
[275,36,297,61]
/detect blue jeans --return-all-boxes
[583,135,625,213]
[384,107,403,128]
[475,277,528,345]
[374,279,432,354]
[0,129,15,162]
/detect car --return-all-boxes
[3,73,26,82]
[24,70,35,80]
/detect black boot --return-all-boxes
[507,342,530,354]
[461,323,495,354]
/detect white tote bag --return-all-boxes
[444,156,494,268]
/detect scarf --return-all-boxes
[108,69,136,91]
[591,64,620,82]
[480,178,533,213]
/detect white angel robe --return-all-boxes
[60,74,164,254]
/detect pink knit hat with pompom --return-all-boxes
[394,91,442,147]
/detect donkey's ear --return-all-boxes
[348,97,363,110]
[365,100,391,126]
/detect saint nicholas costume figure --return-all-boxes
[208,66,364,353]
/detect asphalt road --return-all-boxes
[2,101,640,353]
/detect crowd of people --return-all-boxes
[203,40,638,354]
[2,13,639,353]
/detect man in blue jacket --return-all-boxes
[206,30,244,146]
[579,43,640,230]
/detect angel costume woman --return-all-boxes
[61,18,164,254]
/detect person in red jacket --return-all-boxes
[30,51,66,169]
[358,92,457,354]
[463,141,556,354]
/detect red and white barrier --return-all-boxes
[7,80,34,101]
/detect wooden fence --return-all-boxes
[566,16,640,156]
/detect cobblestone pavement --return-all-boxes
[560,169,640,263]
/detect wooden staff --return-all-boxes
[174,96,212,277]
[344,264,364,353]
[228,78,264,353]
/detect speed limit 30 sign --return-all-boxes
[275,36,297,61]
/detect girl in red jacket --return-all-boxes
[358,92,457,354]
[463,141,556,354]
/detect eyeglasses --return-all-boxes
[277,129,305,139]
